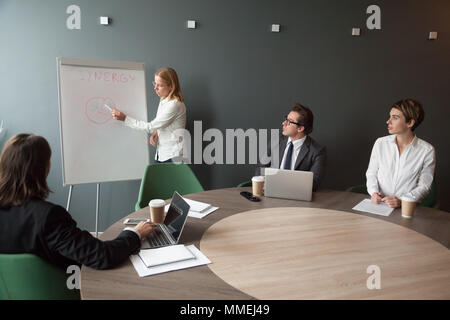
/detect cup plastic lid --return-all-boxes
[149,199,165,207]
[400,196,416,203]
[252,176,265,182]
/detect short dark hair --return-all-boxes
[291,103,314,135]
[0,134,51,209]
[391,99,425,131]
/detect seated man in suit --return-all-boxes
[257,103,326,191]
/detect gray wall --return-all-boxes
[1,0,449,231]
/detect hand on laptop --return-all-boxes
[135,221,157,239]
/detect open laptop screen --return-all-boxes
[163,191,190,242]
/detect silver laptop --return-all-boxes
[143,191,191,249]
[264,168,314,201]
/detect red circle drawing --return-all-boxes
[85,97,115,125]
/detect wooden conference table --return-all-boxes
[80,188,450,300]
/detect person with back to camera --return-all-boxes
[111,67,186,163]
[0,133,156,270]
[366,99,435,208]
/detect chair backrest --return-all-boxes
[135,163,204,211]
[236,180,252,188]
[0,253,80,300]
[419,179,437,208]
[345,185,367,195]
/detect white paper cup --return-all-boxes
[252,176,265,197]
[401,200,416,219]
[149,199,165,224]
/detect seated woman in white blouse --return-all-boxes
[366,99,435,208]
[111,67,186,163]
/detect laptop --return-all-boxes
[143,191,191,249]
[264,168,314,201]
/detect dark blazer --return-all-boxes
[257,135,327,191]
[0,200,141,270]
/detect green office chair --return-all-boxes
[236,180,252,188]
[419,180,438,209]
[346,180,439,209]
[345,185,368,195]
[135,163,204,211]
[0,253,80,300]
[0,272,8,299]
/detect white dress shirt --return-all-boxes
[123,227,141,239]
[366,135,435,202]
[124,97,186,162]
[280,136,307,170]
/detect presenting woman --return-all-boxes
[111,67,186,163]
[366,99,435,208]
[0,134,156,270]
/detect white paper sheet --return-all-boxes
[138,244,195,267]
[164,203,219,219]
[130,244,211,277]
[183,198,211,212]
[352,199,394,216]
[188,206,219,219]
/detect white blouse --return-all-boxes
[124,97,186,162]
[366,135,435,202]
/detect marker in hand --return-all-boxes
[104,103,112,112]
[110,107,126,121]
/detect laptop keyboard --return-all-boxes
[147,226,172,248]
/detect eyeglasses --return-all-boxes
[284,116,302,126]
[152,81,166,89]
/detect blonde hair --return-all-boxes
[155,67,184,102]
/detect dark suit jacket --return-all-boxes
[0,200,141,270]
[257,135,326,191]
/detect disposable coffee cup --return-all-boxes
[252,176,265,197]
[149,199,165,224]
[401,200,416,219]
